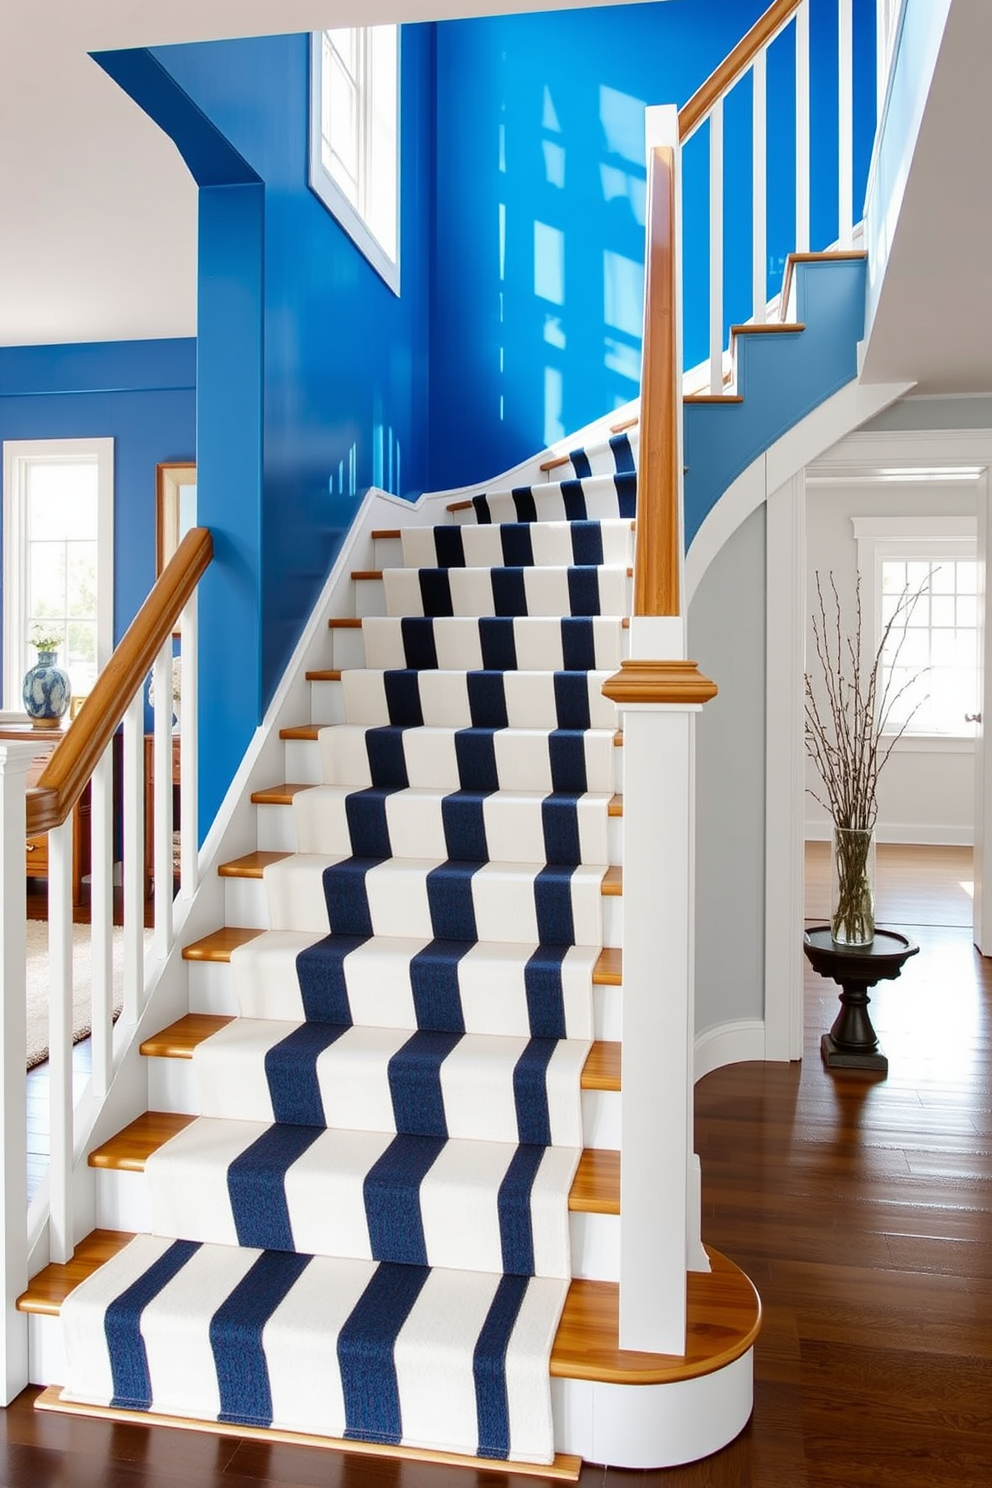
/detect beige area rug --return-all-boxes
[25,921,153,1070]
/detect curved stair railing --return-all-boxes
[0,527,211,1397]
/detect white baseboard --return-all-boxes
[805,822,973,847]
[693,1019,766,1082]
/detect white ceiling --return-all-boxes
[1,0,988,396]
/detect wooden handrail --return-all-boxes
[634,144,680,618]
[25,527,213,836]
[679,0,802,140]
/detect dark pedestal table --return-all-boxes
[803,926,919,1075]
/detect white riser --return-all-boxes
[329,628,366,670]
[283,739,324,783]
[145,1054,621,1149]
[372,536,403,567]
[224,873,623,947]
[91,1168,620,1283]
[255,798,622,862]
[309,681,346,727]
[25,1309,753,1474]
[187,959,621,1040]
[353,579,386,618]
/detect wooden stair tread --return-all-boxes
[683,393,744,404]
[328,617,364,628]
[218,850,291,877]
[183,927,264,961]
[593,946,621,985]
[279,723,320,740]
[370,529,401,540]
[601,864,622,894]
[609,416,638,433]
[608,793,622,817]
[20,1235,758,1390]
[305,668,342,682]
[250,782,313,805]
[351,570,382,581]
[84,1111,620,1215]
[142,1016,618,1090]
[730,320,804,336]
[446,498,473,512]
[139,1014,234,1059]
[89,1112,195,1169]
[539,454,571,472]
[779,248,866,321]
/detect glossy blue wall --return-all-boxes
[0,339,195,700]
[98,31,434,828]
[429,0,876,489]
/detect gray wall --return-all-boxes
[860,395,992,432]
[689,504,767,1033]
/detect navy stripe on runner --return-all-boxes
[388,1031,462,1137]
[323,856,382,937]
[434,525,466,567]
[383,671,424,726]
[541,793,582,865]
[479,618,517,671]
[418,569,454,618]
[400,618,438,670]
[534,864,576,946]
[472,493,493,524]
[499,523,534,567]
[610,431,636,473]
[560,479,588,519]
[553,671,592,729]
[569,447,592,479]
[296,934,366,1023]
[560,618,596,670]
[549,730,588,792]
[567,566,601,616]
[491,567,528,617]
[474,1274,530,1459]
[211,1250,311,1426]
[227,1124,323,1251]
[339,1262,431,1444]
[364,1133,446,1265]
[455,727,500,790]
[497,1145,545,1276]
[614,469,637,517]
[467,671,508,727]
[345,787,396,858]
[409,938,470,1032]
[513,1037,556,1145]
[265,1022,349,1126]
[441,791,489,861]
[426,860,481,940]
[570,520,604,566]
[106,1240,201,1410]
[524,944,569,1038]
[511,487,538,523]
[365,726,410,787]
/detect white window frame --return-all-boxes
[2,437,114,714]
[309,26,401,295]
[852,514,978,745]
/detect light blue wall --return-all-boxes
[429,0,876,489]
[96,31,434,828]
[0,339,196,701]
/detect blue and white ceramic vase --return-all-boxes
[23,650,71,730]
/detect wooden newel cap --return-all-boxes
[602,659,718,706]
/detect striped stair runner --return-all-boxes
[59,433,637,1466]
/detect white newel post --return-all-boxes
[0,743,35,1400]
[604,642,717,1356]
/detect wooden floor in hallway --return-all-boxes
[3,845,989,1486]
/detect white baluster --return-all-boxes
[153,644,174,959]
[122,694,145,1026]
[795,0,811,254]
[89,744,114,1097]
[0,744,33,1399]
[752,50,768,323]
[179,596,199,898]
[48,815,74,1264]
[708,98,724,394]
[838,0,854,248]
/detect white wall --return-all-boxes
[804,478,977,844]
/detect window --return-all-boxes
[853,517,978,739]
[2,439,114,710]
[310,26,400,294]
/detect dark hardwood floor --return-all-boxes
[5,846,989,1486]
